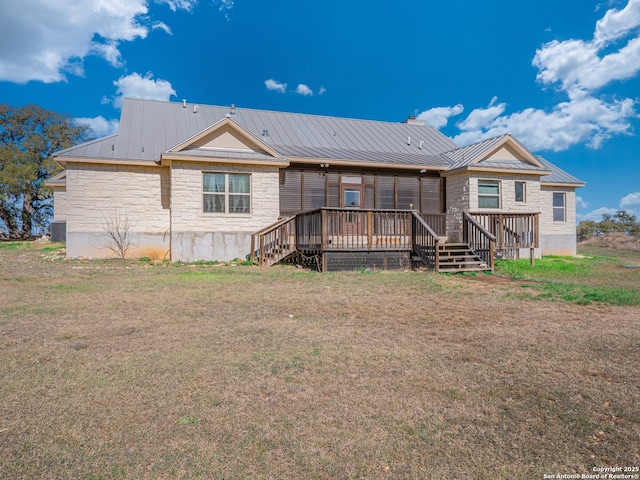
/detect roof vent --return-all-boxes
[407,136,411,145]
[183,99,187,108]
[419,140,424,150]
[262,129,269,137]
[230,103,235,115]
[193,105,199,114]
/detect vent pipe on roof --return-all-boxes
[183,99,187,108]
[230,104,235,115]
[407,136,411,145]
[193,105,199,114]
[419,140,424,150]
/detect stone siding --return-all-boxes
[52,187,67,221]
[444,172,580,256]
[539,186,578,255]
[169,161,281,261]
[64,163,170,259]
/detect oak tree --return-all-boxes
[0,105,89,239]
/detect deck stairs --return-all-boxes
[436,243,490,272]
[260,242,296,267]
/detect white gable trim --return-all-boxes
[168,117,283,159]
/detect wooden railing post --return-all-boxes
[321,209,328,250]
[367,211,373,250]
[259,236,265,267]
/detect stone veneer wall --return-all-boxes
[52,187,68,221]
[169,161,281,262]
[64,163,171,259]
[539,185,578,255]
[444,172,578,255]
[445,172,543,241]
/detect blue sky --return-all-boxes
[1,0,639,222]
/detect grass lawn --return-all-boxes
[1,243,639,479]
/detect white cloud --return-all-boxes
[440,1,640,151]
[156,0,198,12]
[265,78,287,93]
[416,104,464,129]
[534,0,640,93]
[576,196,589,209]
[452,93,636,151]
[152,21,173,35]
[594,0,640,45]
[620,191,640,208]
[214,0,234,20]
[318,86,327,95]
[74,116,120,137]
[296,84,313,96]
[577,206,619,222]
[112,72,177,108]
[0,0,151,83]
[0,0,197,84]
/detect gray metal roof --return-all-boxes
[445,134,510,167]
[55,98,458,166]
[537,156,585,185]
[53,99,583,186]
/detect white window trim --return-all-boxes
[552,192,566,222]
[203,172,252,215]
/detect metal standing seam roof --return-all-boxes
[55,98,458,166]
[537,156,585,185]
[52,98,583,186]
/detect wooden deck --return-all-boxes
[250,209,539,272]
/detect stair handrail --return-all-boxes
[250,215,296,266]
[462,212,495,271]
[411,211,441,271]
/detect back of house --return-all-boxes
[47,98,584,269]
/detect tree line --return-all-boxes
[577,210,640,242]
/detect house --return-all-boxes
[47,98,584,271]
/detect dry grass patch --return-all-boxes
[1,244,639,479]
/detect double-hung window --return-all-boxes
[203,173,251,214]
[553,192,566,222]
[478,180,500,209]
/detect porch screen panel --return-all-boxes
[376,175,395,209]
[303,172,326,210]
[327,173,340,208]
[421,177,442,212]
[279,170,302,214]
[397,176,419,210]
[363,175,375,209]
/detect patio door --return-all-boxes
[341,184,364,235]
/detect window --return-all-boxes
[553,192,566,222]
[478,180,500,209]
[515,182,526,202]
[203,173,251,214]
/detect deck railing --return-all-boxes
[253,209,450,269]
[250,215,296,266]
[419,213,446,236]
[468,212,539,259]
[463,212,496,270]
[411,212,440,270]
